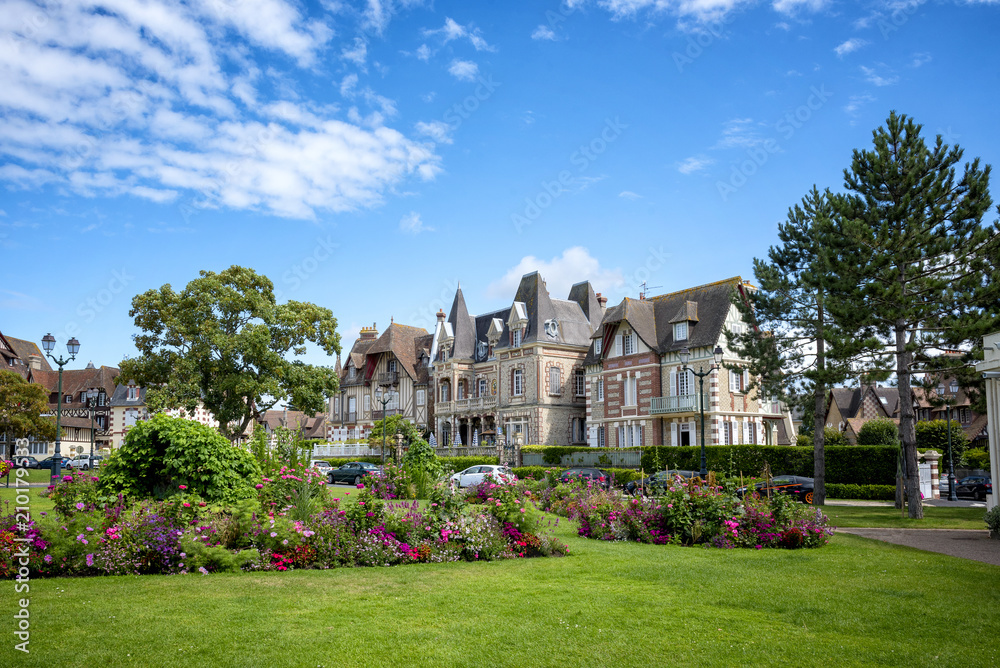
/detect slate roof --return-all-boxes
[413,334,433,384]
[965,413,988,441]
[586,277,742,363]
[447,287,477,360]
[109,383,147,407]
[32,365,120,405]
[366,322,430,381]
[828,385,899,420]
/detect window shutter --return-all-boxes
[671,422,678,447]
[670,369,677,396]
[510,369,514,395]
[743,370,749,392]
[615,334,623,357]
[729,370,738,393]
[742,421,750,444]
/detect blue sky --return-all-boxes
[2,0,999,371]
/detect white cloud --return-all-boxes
[834,38,867,57]
[399,211,433,234]
[0,0,441,220]
[618,190,642,200]
[486,247,625,300]
[713,118,764,149]
[532,25,558,40]
[341,37,368,66]
[677,155,714,174]
[448,59,480,81]
[773,0,829,14]
[861,64,899,86]
[844,93,875,115]
[415,121,454,144]
[424,18,495,51]
[911,52,932,67]
[416,44,432,61]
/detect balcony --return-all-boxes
[455,396,498,412]
[377,372,399,386]
[649,394,706,415]
[344,411,357,423]
[372,408,401,420]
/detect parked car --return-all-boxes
[449,465,514,488]
[13,456,40,469]
[737,475,815,504]
[36,456,72,471]
[67,455,103,470]
[310,460,333,475]
[328,461,382,486]
[625,470,698,496]
[954,476,993,501]
[559,467,611,490]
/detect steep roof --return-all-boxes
[447,287,476,359]
[413,334,433,384]
[566,281,605,331]
[342,337,376,386]
[366,322,430,381]
[109,383,147,407]
[32,365,120,404]
[510,271,557,346]
[6,336,52,372]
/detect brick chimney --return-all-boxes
[359,322,379,340]
[28,354,43,370]
[596,293,608,308]
[436,309,446,323]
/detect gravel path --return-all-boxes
[838,528,1000,566]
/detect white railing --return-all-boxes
[452,396,498,412]
[312,443,376,458]
[649,394,705,414]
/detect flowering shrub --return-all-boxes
[44,471,113,517]
[0,460,12,478]
[257,465,327,521]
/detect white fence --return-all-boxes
[521,449,642,469]
[311,443,377,459]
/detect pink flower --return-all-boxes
[43,555,52,563]
[255,484,264,489]
[75,502,85,510]
[179,485,187,490]
[199,567,209,575]
[86,554,94,567]
[270,532,277,538]
[182,502,191,507]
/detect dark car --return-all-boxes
[559,467,611,490]
[13,456,41,469]
[738,475,815,505]
[328,461,382,486]
[36,456,72,471]
[625,470,699,496]
[954,476,993,501]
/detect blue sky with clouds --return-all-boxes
[2,0,999,371]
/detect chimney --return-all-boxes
[436,309,446,323]
[596,293,608,308]
[359,323,379,340]
[28,354,43,370]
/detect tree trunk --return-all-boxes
[896,321,923,519]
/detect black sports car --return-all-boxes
[954,476,992,501]
[738,475,815,505]
[327,461,382,486]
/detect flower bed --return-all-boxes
[3,468,568,579]
[538,475,832,549]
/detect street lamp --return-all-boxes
[84,388,105,468]
[41,333,80,482]
[945,403,958,502]
[679,345,724,479]
[374,387,396,466]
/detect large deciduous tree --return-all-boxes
[119,266,342,441]
[830,111,1000,518]
[727,187,882,505]
[0,370,58,453]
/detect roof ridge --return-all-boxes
[648,276,745,302]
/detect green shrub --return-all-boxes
[824,428,850,446]
[963,447,990,470]
[856,418,899,445]
[796,434,812,447]
[985,506,1000,533]
[825,483,896,501]
[98,413,262,503]
[916,420,970,458]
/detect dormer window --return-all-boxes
[127,384,137,401]
[348,366,356,380]
[512,329,522,347]
[674,321,688,341]
[617,328,635,356]
[594,339,602,356]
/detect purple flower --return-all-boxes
[86,554,94,567]
[198,567,209,575]
[44,554,53,563]
[75,502,85,510]
[270,532,277,538]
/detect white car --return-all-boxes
[67,455,102,470]
[450,465,514,489]
[310,460,333,475]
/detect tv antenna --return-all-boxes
[639,282,661,299]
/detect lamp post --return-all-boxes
[946,403,958,502]
[41,333,80,482]
[84,388,105,468]
[374,388,395,466]
[679,345,724,479]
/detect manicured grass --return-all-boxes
[0,485,55,515]
[824,504,988,530]
[2,468,55,484]
[2,514,999,667]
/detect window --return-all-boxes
[512,329,522,347]
[572,418,586,443]
[348,366,356,380]
[597,379,604,402]
[98,392,107,406]
[333,397,341,414]
[127,385,137,401]
[629,375,639,406]
[622,330,635,355]
[512,369,523,396]
[676,368,692,396]
[723,421,734,445]
[574,369,585,397]
[416,389,425,406]
[64,395,72,403]
[456,380,466,401]
[748,422,757,445]
[478,379,487,398]
[549,366,561,395]
[348,396,356,417]
[730,369,746,393]
[674,321,688,341]
[594,338,602,356]
[618,425,642,447]
[363,395,371,413]
[679,423,691,446]
[440,382,450,402]
[388,359,397,373]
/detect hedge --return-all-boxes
[825,483,896,501]
[511,466,644,485]
[318,456,499,472]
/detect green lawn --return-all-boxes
[0,484,54,515]
[2,467,55,485]
[2,510,998,667]
[824,504,988,530]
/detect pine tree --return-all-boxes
[830,111,1000,519]
[728,187,882,505]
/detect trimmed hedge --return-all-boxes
[318,456,498,472]
[825,483,896,501]
[510,466,643,485]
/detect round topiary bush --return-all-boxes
[99,413,262,503]
[856,418,899,446]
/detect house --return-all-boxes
[328,322,434,440]
[585,277,795,448]
[825,384,899,437]
[0,330,51,380]
[256,408,327,446]
[29,361,119,455]
[430,273,605,446]
[108,380,221,447]
[912,375,988,449]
